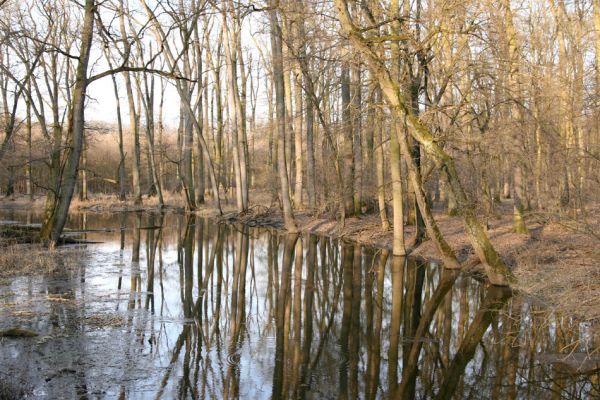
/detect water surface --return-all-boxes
[0,210,598,399]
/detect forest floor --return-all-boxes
[2,191,599,326]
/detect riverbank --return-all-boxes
[2,193,599,326]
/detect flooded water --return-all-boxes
[0,210,599,399]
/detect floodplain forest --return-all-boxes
[1,1,600,286]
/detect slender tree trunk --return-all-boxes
[293,67,304,207]
[351,59,362,213]
[222,17,246,212]
[25,89,33,200]
[119,1,142,205]
[305,89,316,209]
[374,88,390,231]
[341,59,355,216]
[141,72,163,207]
[503,0,528,234]
[158,81,166,194]
[334,0,514,285]
[269,3,298,232]
[389,0,405,255]
[79,135,88,201]
[109,72,126,201]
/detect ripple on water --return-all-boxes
[226,347,242,367]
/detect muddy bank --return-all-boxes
[221,204,600,326]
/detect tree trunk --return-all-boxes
[119,1,142,205]
[334,0,514,285]
[40,0,95,247]
[25,89,33,200]
[374,88,390,231]
[306,91,316,210]
[109,72,127,201]
[352,60,362,214]
[341,60,355,216]
[79,135,88,201]
[269,3,298,233]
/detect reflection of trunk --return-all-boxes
[129,213,142,310]
[388,256,405,395]
[339,244,353,399]
[145,214,159,312]
[291,239,303,398]
[224,226,249,399]
[132,212,141,263]
[271,233,298,399]
[397,268,458,398]
[182,216,195,318]
[400,257,425,399]
[299,235,317,398]
[502,300,520,400]
[365,250,387,399]
[118,214,126,291]
[348,246,362,398]
[434,287,511,400]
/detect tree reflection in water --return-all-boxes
[0,212,598,399]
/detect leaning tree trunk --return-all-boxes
[40,0,95,247]
[334,0,514,286]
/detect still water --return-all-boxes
[0,211,599,399]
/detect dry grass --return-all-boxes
[0,244,83,279]
[84,313,126,328]
[0,375,31,400]
[513,222,600,322]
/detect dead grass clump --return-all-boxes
[0,374,31,400]
[0,244,82,279]
[0,225,40,246]
[84,313,126,328]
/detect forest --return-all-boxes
[0,0,599,398]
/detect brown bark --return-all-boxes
[334,0,514,285]
[40,0,95,246]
